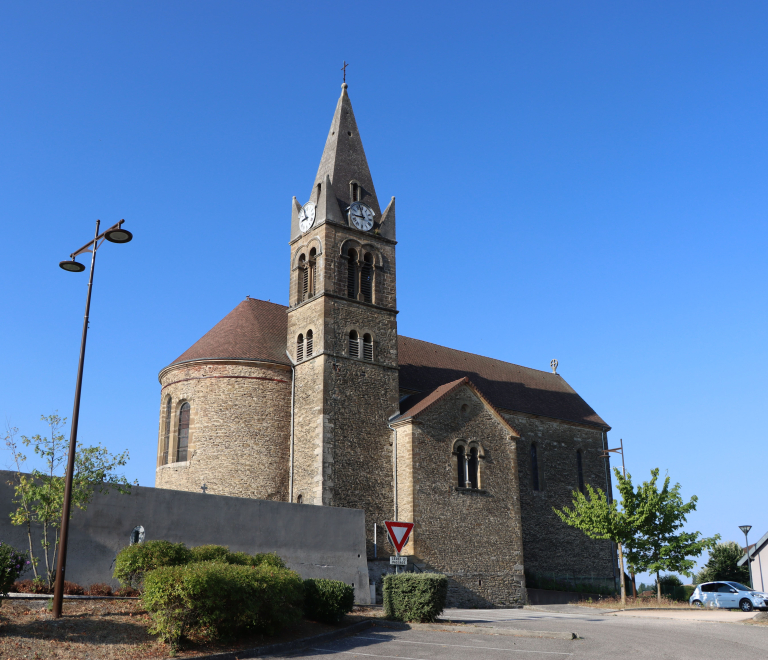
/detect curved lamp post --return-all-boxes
[740,525,753,589]
[52,219,132,619]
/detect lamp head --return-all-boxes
[740,525,752,536]
[104,227,133,244]
[59,260,86,273]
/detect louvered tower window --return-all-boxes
[350,181,360,202]
[177,402,190,463]
[346,249,357,299]
[456,445,466,487]
[297,254,307,303]
[363,333,373,361]
[162,397,171,465]
[308,248,317,297]
[297,334,304,362]
[530,443,540,491]
[349,330,359,358]
[361,253,373,303]
[576,450,584,494]
[306,330,313,357]
[468,447,479,489]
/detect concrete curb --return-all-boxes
[375,619,578,640]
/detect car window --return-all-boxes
[701,583,716,592]
[717,584,734,593]
[728,582,752,592]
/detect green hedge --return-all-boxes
[383,573,447,622]
[303,578,355,624]
[142,562,303,646]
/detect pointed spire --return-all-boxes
[378,196,395,240]
[312,83,381,222]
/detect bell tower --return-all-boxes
[287,83,398,555]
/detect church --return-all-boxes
[154,83,617,606]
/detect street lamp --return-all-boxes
[740,525,753,589]
[600,438,631,605]
[52,219,132,619]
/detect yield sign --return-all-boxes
[384,520,414,553]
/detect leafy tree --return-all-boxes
[4,414,135,588]
[696,541,750,585]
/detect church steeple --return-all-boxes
[312,83,382,222]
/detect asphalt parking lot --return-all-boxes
[281,606,768,660]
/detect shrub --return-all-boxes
[303,578,355,624]
[186,545,286,570]
[14,578,50,594]
[87,583,113,596]
[188,545,230,563]
[142,562,303,647]
[383,573,447,623]
[63,581,84,595]
[0,541,30,601]
[114,540,190,588]
[115,585,140,597]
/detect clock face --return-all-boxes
[298,202,316,232]
[349,201,375,231]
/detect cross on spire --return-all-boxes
[341,60,348,83]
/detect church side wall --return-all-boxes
[505,412,617,586]
[155,361,291,500]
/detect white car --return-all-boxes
[689,581,768,612]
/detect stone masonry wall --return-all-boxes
[155,360,291,500]
[397,385,525,607]
[505,411,617,584]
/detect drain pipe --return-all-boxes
[286,350,296,503]
[387,418,398,520]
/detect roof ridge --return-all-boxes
[244,297,288,309]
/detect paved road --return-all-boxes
[280,607,768,660]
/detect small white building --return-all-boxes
[739,530,768,591]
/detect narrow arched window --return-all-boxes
[308,248,317,297]
[530,443,540,491]
[349,330,359,358]
[363,333,373,361]
[456,445,466,487]
[350,181,360,202]
[361,253,373,303]
[162,397,171,465]
[316,182,321,200]
[297,333,304,362]
[177,403,190,462]
[347,249,357,299]
[306,329,313,357]
[468,447,479,489]
[297,254,307,303]
[576,450,585,494]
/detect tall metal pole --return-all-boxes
[744,529,754,589]
[52,220,99,619]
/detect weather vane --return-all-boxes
[341,60,349,83]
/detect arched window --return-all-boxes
[576,450,584,494]
[177,403,190,462]
[363,333,373,361]
[297,333,304,362]
[350,180,360,202]
[468,447,479,489]
[349,330,359,358]
[530,443,540,491]
[306,329,313,357]
[361,253,373,303]
[346,248,357,299]
[296,494,303,504]
[316,182,321,200]
[298,254,308,303]
[162,397,171,465]
[456,445,466,487]
[308,248,317,297]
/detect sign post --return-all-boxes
[384,521,414,574]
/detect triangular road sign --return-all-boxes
[384,520,414,553]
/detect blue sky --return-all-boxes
[1,2,766,579]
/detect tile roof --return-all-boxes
[166,299,608,429]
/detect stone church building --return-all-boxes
[155,83,617,606]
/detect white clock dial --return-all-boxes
[349,201,375,231]
[298,201,316,232]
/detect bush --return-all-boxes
[187,545,286,570]
[188,545,230,563]
[115,585,141,597]
[114,540,191,588]
[63,581,84,595]
[142,562,303,647]
[0,541,30,600]
[14,578,50,594]
[383,573,447,623]
[87,583,113,596]
[303,578,355,624]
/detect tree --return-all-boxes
[628,468,719,602]
[4,413,135,588]
[696,541,750,585]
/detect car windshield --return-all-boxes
[728,582,753,592]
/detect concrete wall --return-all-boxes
[0,471,370,604]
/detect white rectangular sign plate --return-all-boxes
[390,556,407,566]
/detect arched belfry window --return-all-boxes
[456,445,466,487]
[530,443,540,491]
[298,254,308,303]
[468,447,479,489]
[306,330,313,357]
[363,333,373,361]
[297,333,304,362]
[349,330,359,358]
[361,253,373,303]
[350,180,361,202]
[177,403,190,463]
[346,249,357,299]
[162,397,171,465]
[308,248,317,297]
[576,450,585,494]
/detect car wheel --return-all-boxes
[739,599,754,612]
[692,600,703,608]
